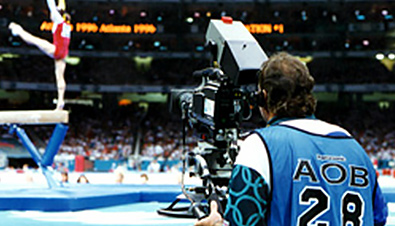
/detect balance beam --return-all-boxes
[0,110,68,125]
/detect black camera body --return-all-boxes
[171,67,246,186]
[174,68,244,145]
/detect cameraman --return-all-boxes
[196,52,388,226]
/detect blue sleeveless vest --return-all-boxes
[255,118,376,226]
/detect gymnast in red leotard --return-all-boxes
[9,0,71,110]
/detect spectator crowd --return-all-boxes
[1,100,389,174]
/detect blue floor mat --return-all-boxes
[0,184,183,211]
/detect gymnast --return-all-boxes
[9,0,71,110]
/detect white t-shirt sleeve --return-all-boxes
[234,133,271,191]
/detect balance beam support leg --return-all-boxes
[42,123,69,167]
[14,126,42,165]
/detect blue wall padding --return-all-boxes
[94,160,119,171]
[15,127,42,165]
[42,123,69,167]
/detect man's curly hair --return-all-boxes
[258,52,317,118]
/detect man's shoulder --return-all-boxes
[278,118,352,138]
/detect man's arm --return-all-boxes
[223,133,271,225]
[194,164,269,226]
[223,164,269,225]
[195,133,270,226]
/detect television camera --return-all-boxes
[158,17,268,219]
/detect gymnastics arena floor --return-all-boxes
[0,202,197,226]
[0,171,394,226]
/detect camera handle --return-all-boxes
[191,187,225,220]
[193,68,225,84]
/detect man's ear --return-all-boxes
[257,89,267,108]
